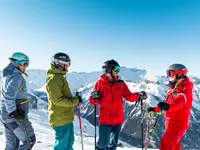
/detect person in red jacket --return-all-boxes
[148,64,193,150]
[90,59,148,150]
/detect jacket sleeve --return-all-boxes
[167,83,192,112]
[152,106,161,112]
[46,79,79,107]
[122,83,139,102]
[90,81,101,106]
[4,74,22,113]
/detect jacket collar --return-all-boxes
[47,64,68,75]
[99,73,120,84]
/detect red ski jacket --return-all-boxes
[90,74,139,125]
[155,77,193,124]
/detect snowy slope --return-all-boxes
[0,109,158,150]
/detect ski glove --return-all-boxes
[138,91,148,100]
[158,102,170,111]
[77,96,83,103]
[147,107,155,112]
[76,92,83,103]
[91,90,100,99]
[9,107,25,122]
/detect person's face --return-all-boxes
[169,75,176,83]
[64,65,69,71]
[112,66,120,77]
[112,70,119,78]
[18,61,29,73]
[62,61,71,71]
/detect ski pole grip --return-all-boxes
[91,90,100,99]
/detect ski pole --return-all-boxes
[143,112,153,149]
[140,98,144,150]
[91,90,100,150]
[144,111,162,150]
[94,98,97,150]
[78,103,84,150]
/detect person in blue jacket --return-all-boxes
[0,52,36,150]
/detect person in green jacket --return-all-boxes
[46,52,82,150]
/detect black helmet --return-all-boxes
[102,59,120,73]
[166,64,188,78]
[51,53,71,68]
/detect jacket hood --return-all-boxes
[2,62,21,77]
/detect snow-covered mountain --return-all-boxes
[0,67,200,149]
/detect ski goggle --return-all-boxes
[53,58,71,67]
[10,58,29,68]
[166,69,188,77]
[113,66,120,72]
[64,61,71,67]
[22,61,29,68]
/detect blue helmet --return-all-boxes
[10,52,30,67]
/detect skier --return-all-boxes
[0,52,36,150]
[46,52,82,150]
[90,59,148,150]
[148,64,193,150]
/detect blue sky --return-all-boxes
[0,0,200,76]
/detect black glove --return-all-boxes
[77,96,83,103]
[138,91,148,100]
[76,92,83,103]
[91,90,100,99]
[147,107,155,113]
[158,102,170,111]
[9,108,25,121]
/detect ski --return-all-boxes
[144,112,162,150]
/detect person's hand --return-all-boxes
[138,91,148,100]
[158,102,170,111]
[91,90,100,99]
[9,107,25,123]
[77,96,83,103]
[76,92,83,103]
[147,107,155,113]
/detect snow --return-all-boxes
[26,69,47,91]
[1,67,200,149]
[118,67,147,83]
[35,85,46,92]
[0,109,158,150]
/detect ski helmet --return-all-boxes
[102,59,120,73]
[10,52,30,67]
[51,52,71,69]
[166,64,188,78]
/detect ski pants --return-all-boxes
[3,118,36,150]
[96,124,122,150]
[160,120,189,150]
[53,123,75,150]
